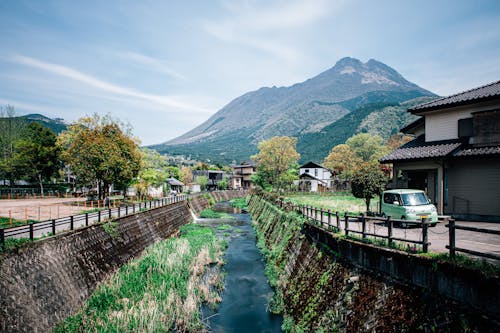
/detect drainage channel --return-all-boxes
[198,202,282,332]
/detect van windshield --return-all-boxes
[401,192,430,206]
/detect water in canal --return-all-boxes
[199,202,282,332]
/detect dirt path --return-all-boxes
[0,198,88,221]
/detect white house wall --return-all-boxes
[425,108,473,142]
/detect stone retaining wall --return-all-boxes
[249,194,499,332]
[0,201,191,333]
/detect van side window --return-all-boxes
[384,193,394,204]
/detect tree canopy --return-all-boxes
[13,122,60,194]
[57,114,142,199]
[252,136,300,191]
[351,162,388,212]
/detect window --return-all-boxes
[305,169,310,173]
[314,169,318,177]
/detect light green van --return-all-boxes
[381,189,438,226]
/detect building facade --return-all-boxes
[381,80,500,221]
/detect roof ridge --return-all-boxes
[410,79,500,111]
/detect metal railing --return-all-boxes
[0,195,188,250]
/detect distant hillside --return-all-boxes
[297,96,436,162]
[151,57,436,163]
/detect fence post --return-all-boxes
[133,203,136,214]
[344,212,349,236]
[327,209,332,229]
[108,208,112,219]
[98,210,101,222]
[52,219,56,235]
[320,208,324,227]
[361,213,366,239]
[422,217,429,253]
[336,211,340,230]
[314,207,318,221]
[118,206,121,218]
[387,216,393,248]
[449,219,456,258]
[70,216,74,230]
[0,229,4,251]
[125,206,128,216]
[29,223,34,240]
[85,213,89,226]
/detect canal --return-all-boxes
[199,202,282,332]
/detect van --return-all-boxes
[381,189,438,227]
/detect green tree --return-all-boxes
[57,114,142,199]
[196,175,208,191]
[346,133,390,162]
[351,162,388,212]
[0,105,27,185]
[251,136,300,191]
[13,123,60,195]
[216,178,229,190]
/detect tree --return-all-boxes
[323,144,362,180]
[251,136,300,191]
[351,162,388,212]
[0,105,27,185]
[216,178,229,190]
[196,175,208,191]
[57,114,142,199]
[386,133,414,150]
[13,123,60,195]
[179,166,193,184]
[346,133,390,162]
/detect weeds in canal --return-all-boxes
[230,197,247,209]
[199,209,231,219]
[217,224,232,231]
[54,224,226,332]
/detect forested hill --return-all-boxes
[0,114,67,134]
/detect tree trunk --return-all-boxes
[365,197,371,213]
[38,174,44,196]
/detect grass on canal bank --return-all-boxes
[0,216,38,228]
[54,224,226,333]
[199,208,231,219]
[285,192,379,215]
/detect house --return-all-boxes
[231,161,256,189]
[295,161,333,192]
[167,177,184,193]
[380,80,500,221]
[193,170,227,190]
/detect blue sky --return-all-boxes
[1,0,499,145]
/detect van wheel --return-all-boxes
[400,217,408,228]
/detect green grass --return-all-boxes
[285,192,379,215]
[419,252,500,278]
[199,208,231,219]
[230,197,247,209]
[54,224,226,332]
[0,217,38,228]
[217,224,232,231]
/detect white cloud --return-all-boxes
[119,51,188,81]
[10,55,211,114]
[201,0,337,64]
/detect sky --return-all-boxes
[1,0,499,145]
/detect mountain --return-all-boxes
[151,57,436,163]
[0,113,67,134]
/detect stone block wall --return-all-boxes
[0,201,191,333]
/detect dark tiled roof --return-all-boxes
[454,145,500,157]
[300,161,328,169]
[410,80,500,113]
[380,136,462,162]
